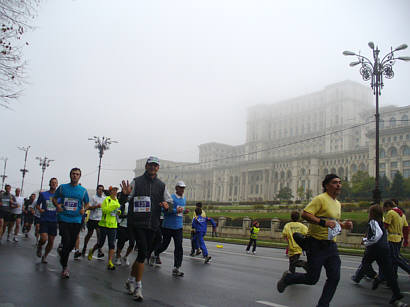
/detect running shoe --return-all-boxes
[36,245,42,258]
[87,249,94,261]
[24,233,28,238]
[351,275,360,284]
[41,256,48,264]
[13,236,19,242]
[122,257,130,266]
[115,257,122,266]
[61,269,70,279]
[125,280,136,295]
[57,246,62,257]
[390,294,405,305]
[7,235,11,242]
[155,256,162,265]
[172,267,184,277]
[195,249,202,256]
[74,250,81,260]
[246,250,250,254]
[148,255,155,266]
[204,256,212,264]
[277,271,289,293]
[133,287,143,301]
[107,261,115,270]
[81,248,87,256]
[252,251,256,255]
[97,251,105,259]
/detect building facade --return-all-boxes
[134,81,410,201]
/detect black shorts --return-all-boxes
[39,221,58,236]
[24,213,34,224]
[0,210,6,219]
[3,212,15,222]
[129,225,155,263]
[14,214,22,220]
[34,217,41,225]
[87,219,100,231]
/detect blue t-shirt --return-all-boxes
[37,191,57,223]
[54,183,89,224]
[162,194,185,230]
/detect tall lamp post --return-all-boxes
[36,156,54,191]
[18,145,31,195]
[88,136,118,187]
[0,157,8,190]
[343,42,410,204]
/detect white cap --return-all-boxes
[176,181,186,187]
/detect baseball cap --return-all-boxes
[146,156,160,165]
[109,186,119,191]
[176,181,186,188]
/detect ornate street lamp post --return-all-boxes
[343,42,410,204]
[88,136,118,187]
[0,157,8,190]
[18,145,31,195]
[36,156,54,191]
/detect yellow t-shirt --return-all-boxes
[385,209,403,243]
[282,221,308,256]
[304,192,341,241]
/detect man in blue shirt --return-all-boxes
[53,168,89,279]
[154,181,189,277]
[36,177,58,264]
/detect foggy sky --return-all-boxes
[1,0,409,195]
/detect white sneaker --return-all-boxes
[148,255,155,266]
[246,250,250,254]
[7,235,11,242]
[13,236,19,242]
[133,287,143,301]
[122,257,130,266]
[252,251,256,255]
[115,257,122,266]
[125,280,135,295]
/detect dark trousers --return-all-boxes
[289,253,307,273]
[246,238,257,252]
[155,228,183,268]
[284,238,340,307]
[353,245,401,300]
[59,222,81,268]
[389,241,410,277]
[97,227,117,250]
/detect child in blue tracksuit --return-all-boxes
[192,207,216,264]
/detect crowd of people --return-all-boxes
[0,159,409,306]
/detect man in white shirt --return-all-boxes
[82,184,105,258]
[12,188,24,242]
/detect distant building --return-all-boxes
[134,80,410,201]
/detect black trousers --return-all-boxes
[246,238,257,252]
[59,222,81,268]
[155,228,183,268]
[284,238,340,307]
[130,226,155,263]
[289,254,307,273]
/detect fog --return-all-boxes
[0,0,409,195]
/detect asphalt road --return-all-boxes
[0,231,408,307]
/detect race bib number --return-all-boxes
[133,196,151,213]
[46,200,56,211]
[177,206,183,217]
[110,210,117,217]
[2,198,10,207]
[64,198,78,211]
[328,222,341,240]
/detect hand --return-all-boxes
[120,180,132,195]
[160,202,169,210]
[343,220,353,230]
[80,207,85,215]
[57,205,63,212]
[40,209,45,213]
[177,206,184,213]
[184,208,190,214]
[325,220,337,229]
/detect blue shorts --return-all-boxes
[34,217,41,225]
[39,221,58,236]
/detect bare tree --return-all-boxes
[0,0,40,109]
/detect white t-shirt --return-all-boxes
[89,194,105,221]
[29,200,40,218]
[118,202,128,228]
[12,196,24,214]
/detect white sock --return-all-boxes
[136,281,142,288]
[128,276,136,283]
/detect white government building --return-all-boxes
[134,80,410,202]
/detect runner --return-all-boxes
[114,199,135,266]
[246,220,260,255]
[154,181,189,277]
[52,168,89,279]
[31,195,41,244]
[12,188,24,242]
[88,186,120,270]
[0,184,17,242]
[82,184,105,258]
[36,178,58,263]
[22,193,36,238]
[192,207,215,264]
[276,174,353,307]
[120,156,172,301]
[190,202,206,256]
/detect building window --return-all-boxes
[404,169,410,179]
[380,163,385,169]
[390,147,398,157]
[403,145,410,156]
[380,171,386,177]
[391,162,398,169]
[403,161,410,167]
[380,149,386,158]
[390,117,396,127]
[391,170,398,178]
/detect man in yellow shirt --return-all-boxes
[277,174,353,307]
[383,200,410,279]
[282,211,308,273]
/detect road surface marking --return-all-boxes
[256,300,288,307]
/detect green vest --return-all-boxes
[98,196,120,228]
[250,226,260,239]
